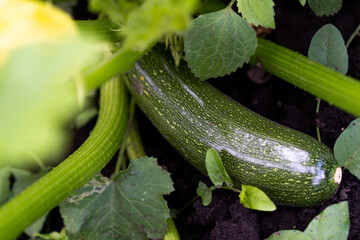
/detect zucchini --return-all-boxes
[124,46,341,207]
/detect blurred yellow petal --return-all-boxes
[0,0,78,65]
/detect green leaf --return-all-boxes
[205,148,233,188]
[196,181,216,206]
[304,201,349,240]
[0,38,102,170]
[308,24,348,75]
[308,0,342,17]
[0,167,12,206]
[299,0,307,6]
[60,157,174,240]
[122,0,199,51]
[334,118,360,178]
[237,0,275,29]
[267,202,349,239]
[184,8,257,80]
[267,230,312,240]
[239,185,276,211]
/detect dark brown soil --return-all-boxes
[137,0,360,239]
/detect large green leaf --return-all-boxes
[60,157,174,240]
[267,230,312,240]
[237,0,275,28]
[308,24,348,75]
[304,201,349,240]
[267,202,349,239]
[308,0,342,16]
[184,8,257,80]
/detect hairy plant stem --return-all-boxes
[315,98,322,142]
[125,117,146,160]
[114,96,136,176]
[0,77,129,240]
[250,38,360,117]
[346,24,360,48]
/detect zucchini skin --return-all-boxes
[124,46,340,207]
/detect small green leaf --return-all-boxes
[196,181,216,206]
[60,157,174,240]
[304,201,349,240]
[308,0,342,17]
[205,148,233,187]
[334,118,360,178]
[239,185,276,211]
[308,24,348,75]
[0,167,12,206]
[184,8,257,80]
[267,230,312,240]
[299,0,307,6]
[237,0,275,28]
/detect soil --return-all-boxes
[135,1,360,239]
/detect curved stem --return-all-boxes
[125,117,146,160]
[250,38,360,117]
[227,0,236,9]
[346,24,360,48]
[0,77,129,240]
[315,98,322,142]
[114,97,136,176]
[84,44,156,92]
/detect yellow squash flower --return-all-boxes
[0,0,78,65]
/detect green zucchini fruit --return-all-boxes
[124,46,341,207]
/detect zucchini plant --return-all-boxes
[0,0,359,239]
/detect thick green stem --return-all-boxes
[164,217,181,240]
[250,38,360,117]
[84,43,156,92]
[76,19,119,42]
[0,77,128,239]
